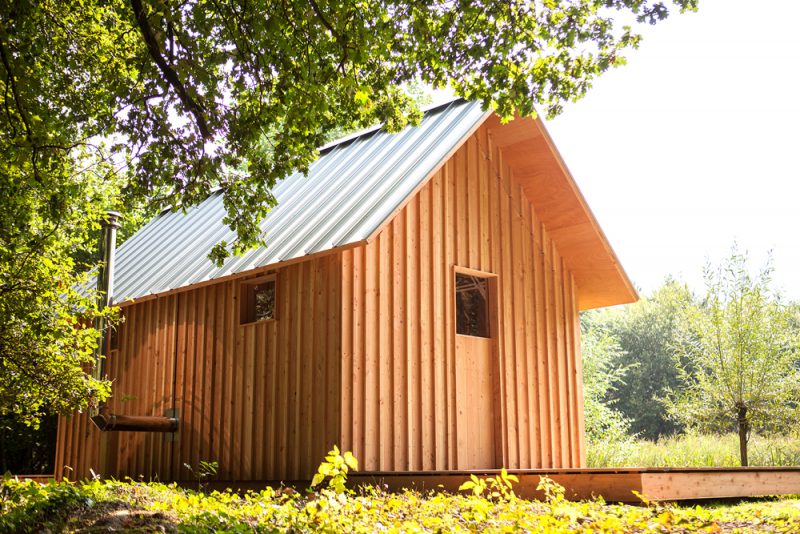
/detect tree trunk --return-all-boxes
[736,403,749,467]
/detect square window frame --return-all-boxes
[239,273,278,326]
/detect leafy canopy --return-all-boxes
[1,0,696,422]
[2,0,698,262]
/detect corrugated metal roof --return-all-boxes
[110,99,489,303]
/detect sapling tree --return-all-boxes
[665,249,800,466]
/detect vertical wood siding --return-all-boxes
[341,125,586,470]
[55,123,587,479]
[55,255,341,481]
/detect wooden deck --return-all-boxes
[347,467,800,502]
[15,467,800,503]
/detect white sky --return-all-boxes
[542,0,800,301]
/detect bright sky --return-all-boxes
[543,0,800,301]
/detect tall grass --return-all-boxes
[588,432,800,468]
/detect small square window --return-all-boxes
[240,275,276,324]
[456,273,490,338]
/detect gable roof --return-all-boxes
[111,100,487,303]
[109,99,636,310]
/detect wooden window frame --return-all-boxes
[239,273,278,326]
[108,324,120,353]
[453,266,498,339]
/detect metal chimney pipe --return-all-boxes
[92,211,121,383]
[90,211,178,433]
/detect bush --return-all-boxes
[0,477,86,532]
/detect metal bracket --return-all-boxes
[165,408,180,443]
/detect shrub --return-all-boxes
[0,477,86,532]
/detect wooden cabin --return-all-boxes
[55,99,637,483]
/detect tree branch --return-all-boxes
[307,0,350,70]
[0,33,32,142]
[129,0,212,140]
[308,0,339,40]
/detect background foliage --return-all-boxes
[582,249,800,467]
[582,279,694,440]
[580,318,636,467]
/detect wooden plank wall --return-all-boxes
[54,410,99,481]
[54,255,342,482]
[340,124,585,471]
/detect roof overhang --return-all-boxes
[483,114,638,310]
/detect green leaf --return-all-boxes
[343,451,358,470]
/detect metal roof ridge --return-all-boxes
[147,99,472,219]
[317,97,469,153]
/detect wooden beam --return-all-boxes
[348,467,800,502]
[640,469,800,501]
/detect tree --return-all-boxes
[665,249,800,466]
[1,0,697,422]
[593,279,695,439]
[2,0,698,260]
[581,317,635,467]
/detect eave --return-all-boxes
[483,114,638,310]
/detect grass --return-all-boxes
[590,431,800,468]
[2,476,800,533]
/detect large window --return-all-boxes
[455,273,490,338]
[240,274,277,324]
